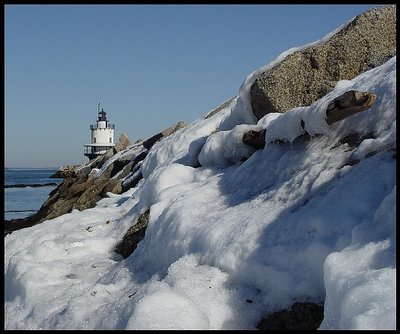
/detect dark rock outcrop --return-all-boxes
[256,302,324,330]
[114,209,150,259]
[143,133,163,150]
[250,5,395,121]
[143,121,187,150]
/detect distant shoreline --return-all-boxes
[5,183,59,188]
[5,167,61,170]
[5,210,36,213]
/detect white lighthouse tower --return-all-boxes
[84,103,115,160]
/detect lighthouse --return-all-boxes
[84,104,115,160]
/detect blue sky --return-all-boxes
[5,4,378,168]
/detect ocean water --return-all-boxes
[4,168,63,221]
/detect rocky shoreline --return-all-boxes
[4,125,186,237]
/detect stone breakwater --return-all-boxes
[4,124,186,236]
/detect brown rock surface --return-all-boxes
[250,5,395,121]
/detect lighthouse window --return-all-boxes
[94,138,96,143]
[109,138,112,143]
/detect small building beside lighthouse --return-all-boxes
[84,104,115,160]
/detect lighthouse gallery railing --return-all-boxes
[90,123,115,130]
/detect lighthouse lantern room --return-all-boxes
[84,104,115,160]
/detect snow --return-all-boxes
[91,142,145,180]
[140,103,232,178]
[198,124,261,167]
[4,28,396,331]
